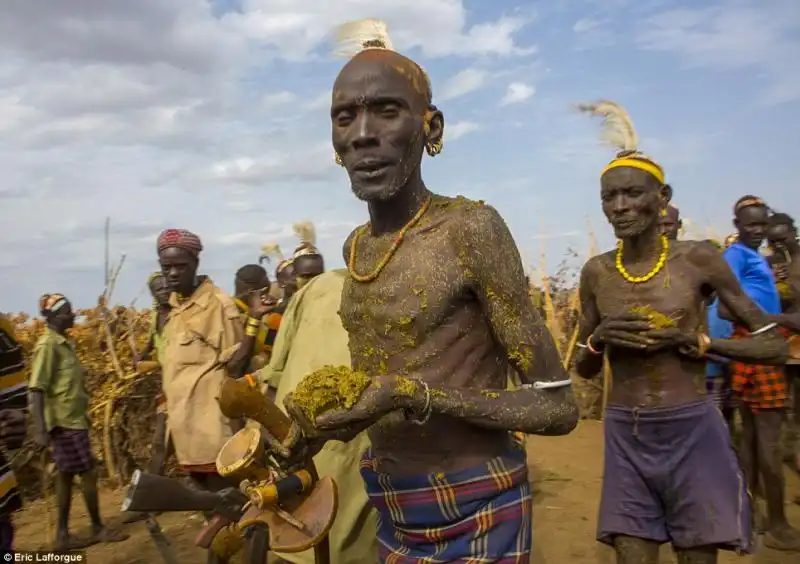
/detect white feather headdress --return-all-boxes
[576,99,665,183]
[292,221,319,257]
[575,100,639,154]
[333,18,432,100]
[334,18,394,58]
[259,242,284,265]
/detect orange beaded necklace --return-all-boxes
[347,197,432,283]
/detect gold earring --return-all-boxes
[660,208,667,217]
[425,138,443,157]
[334,153,344,167]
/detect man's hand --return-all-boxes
[643,328,697,353]
[0,410,27,450]
[33,429,50,449]
[591,312,656,351]
[311,375,417,432]
[247,289,271,320]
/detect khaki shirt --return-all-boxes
[162,278,243,466]
[29,327,90,431]
[258,270,378,564]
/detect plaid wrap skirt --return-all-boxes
[729,325,790,411]
[360,443,532,563]
[49,427,95,474]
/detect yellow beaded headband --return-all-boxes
[602,157,665,185]
[576,100,666,185]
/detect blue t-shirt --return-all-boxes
[723,242,781,315]
[706,299,733,377]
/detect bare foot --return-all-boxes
[53,534,94,551]
[91,526,130,544]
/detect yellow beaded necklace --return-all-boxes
[615,235,669,283]
[348,197,432,283]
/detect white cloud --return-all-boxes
[636,3,800,104]
[572,18,602,34]
[439,68,489,101]
[262,91,297,108]
[447,121,481,140]
[0,1,534,311]
[501,82,535,105]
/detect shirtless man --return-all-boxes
[575,100,788,563]
[284,19,577,563]
[232,264,280,372]
[659,204,681,240]
[766,213,800,481]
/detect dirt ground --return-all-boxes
[11,420,800,563]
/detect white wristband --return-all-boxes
[522,379,573,390]
[751,322,777,336]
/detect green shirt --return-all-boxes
[29,327,90,431]
[149,310,166,364]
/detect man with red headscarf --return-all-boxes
[153,229,252,496]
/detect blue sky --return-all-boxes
[1,0,798,313]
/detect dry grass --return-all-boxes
[8,239,607,502]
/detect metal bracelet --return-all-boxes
[520,379,573,390]
[409,380,432,426]
[586,334,602,354]
[751,322,777,336]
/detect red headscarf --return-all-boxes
[157,229,203,257]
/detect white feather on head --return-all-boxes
[259,242,284,264]
[576,100,639,154]
[334,18,394,58]
[292,221,317,246]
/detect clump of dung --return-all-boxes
[629,305,678,328]
[293,365,372,421]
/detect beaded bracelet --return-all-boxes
[696,333,712,357]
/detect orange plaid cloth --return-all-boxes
[730,325,790,411]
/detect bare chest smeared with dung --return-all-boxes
[339,195,512,476]
[591,242,710,408]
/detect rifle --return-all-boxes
[122,469,249,561]
[216,377,337,564]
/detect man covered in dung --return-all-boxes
[283,19,578,563]
[574,100,788,563]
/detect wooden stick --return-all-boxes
[104,217,110,288]
[99,255,128,486]
[601,351,612,419]
[41,450,52,543]
[561,290,582,369]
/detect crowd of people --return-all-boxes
[0,17,798,564]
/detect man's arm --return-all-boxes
[574,259,604,379]
[219,299,250,378]
[769,260,800,332]
[438,204,578,435]
[28,341,55,444]
[694,243,787,364]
